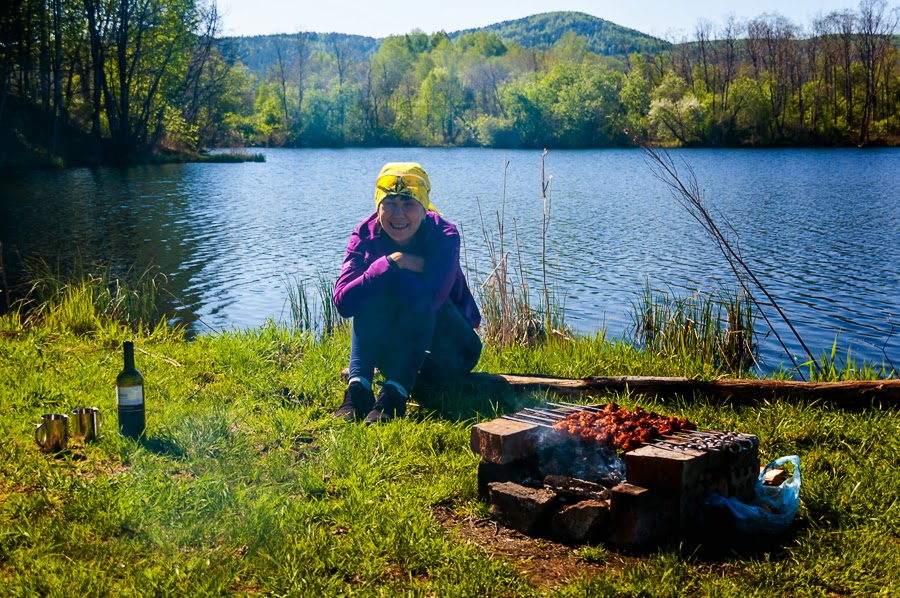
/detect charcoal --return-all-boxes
[542,475,611,501]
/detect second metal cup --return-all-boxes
[71,407,103,442]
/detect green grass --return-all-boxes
[632,280,757,376]
[1,281,899,596]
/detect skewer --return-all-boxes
[517,409,560,424]
[549,401,607,413]
[522,407,567,421]
[500,414,555,428]
[651,438,715,452]
[642,440,696,454]
[653,436,722,452]
[669,431,754,451]
[534,404,756,454]
[646,440,709,453]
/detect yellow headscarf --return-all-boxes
[374,162,439,214]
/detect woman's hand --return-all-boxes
[389,252,425,273]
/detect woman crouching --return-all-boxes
[332,162,482,424]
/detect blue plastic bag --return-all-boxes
[706,455,801,535]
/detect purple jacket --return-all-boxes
[333,211,481,328]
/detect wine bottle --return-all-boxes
[117,341,145,438]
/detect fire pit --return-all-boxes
[470,402,760,547]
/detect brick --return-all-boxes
[677,483,710,530]
[725,443,760,502]
[543,475,611,501]
[624,445,708,492]
[471,418,563,465]
[488,482,558,535]
[477,459,538,498]
[551,499,610,543]
[607,483,679,547]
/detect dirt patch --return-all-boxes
[432,505,636,588]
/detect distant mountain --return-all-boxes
[449,11,669,56]
[218,11,669,76]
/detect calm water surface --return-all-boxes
[1,148,898,372]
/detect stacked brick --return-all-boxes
[470,413,760,548]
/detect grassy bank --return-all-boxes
[1,292,899,596]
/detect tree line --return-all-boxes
[0,0,231,163]
[231,1,899,148]
[1,1,898,166]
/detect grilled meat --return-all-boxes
[551,402,695,453]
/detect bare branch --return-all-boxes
[639,141,821,379]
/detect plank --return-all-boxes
[464,372,900,407]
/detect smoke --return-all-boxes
[534,426,625,486]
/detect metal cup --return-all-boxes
[34,413,69,452]
[71,407,103,442]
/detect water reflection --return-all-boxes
[1,147,897,371]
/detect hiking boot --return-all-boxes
[334,381,375,422]
[364,384,408,425]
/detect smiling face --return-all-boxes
[377,194,426,246]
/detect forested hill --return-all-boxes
[220,11,667,77]
[448,12,669,56]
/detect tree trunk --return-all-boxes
[83,0,104,161]
[50,0,62,156]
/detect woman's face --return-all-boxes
[377,195,426,246]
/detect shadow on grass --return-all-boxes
[137,435,187,458]
[412,373,541,422]
[681,520,805,562]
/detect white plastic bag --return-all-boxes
[706,455,801,535]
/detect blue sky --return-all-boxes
[217,0,865,39]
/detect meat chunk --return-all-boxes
[551,403,695,453]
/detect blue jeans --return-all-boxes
[348,298,482,391]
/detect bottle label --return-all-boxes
[117,386,144,406]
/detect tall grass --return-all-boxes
[14,259,178,338]
[284,274,312,332]
[0,240,10,311]
[631,280,757,375]
[283,270,345,335]
[475,156,568,348]
[198,148,266,163]
[803,336,895,381]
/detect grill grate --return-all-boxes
[500,403,758,454]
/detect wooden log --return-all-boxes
[341,368,900,408]
[464,373,900,408]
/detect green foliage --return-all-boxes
[160,106,200,153]
[649,72,709,145]
[4,6,900,163]
[0,0,254,164]
[217,7,900,149]
[456,31,508,57]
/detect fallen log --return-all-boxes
[464,373,900,408]
[341,368,900,408]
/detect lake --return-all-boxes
[1,147,898,373]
